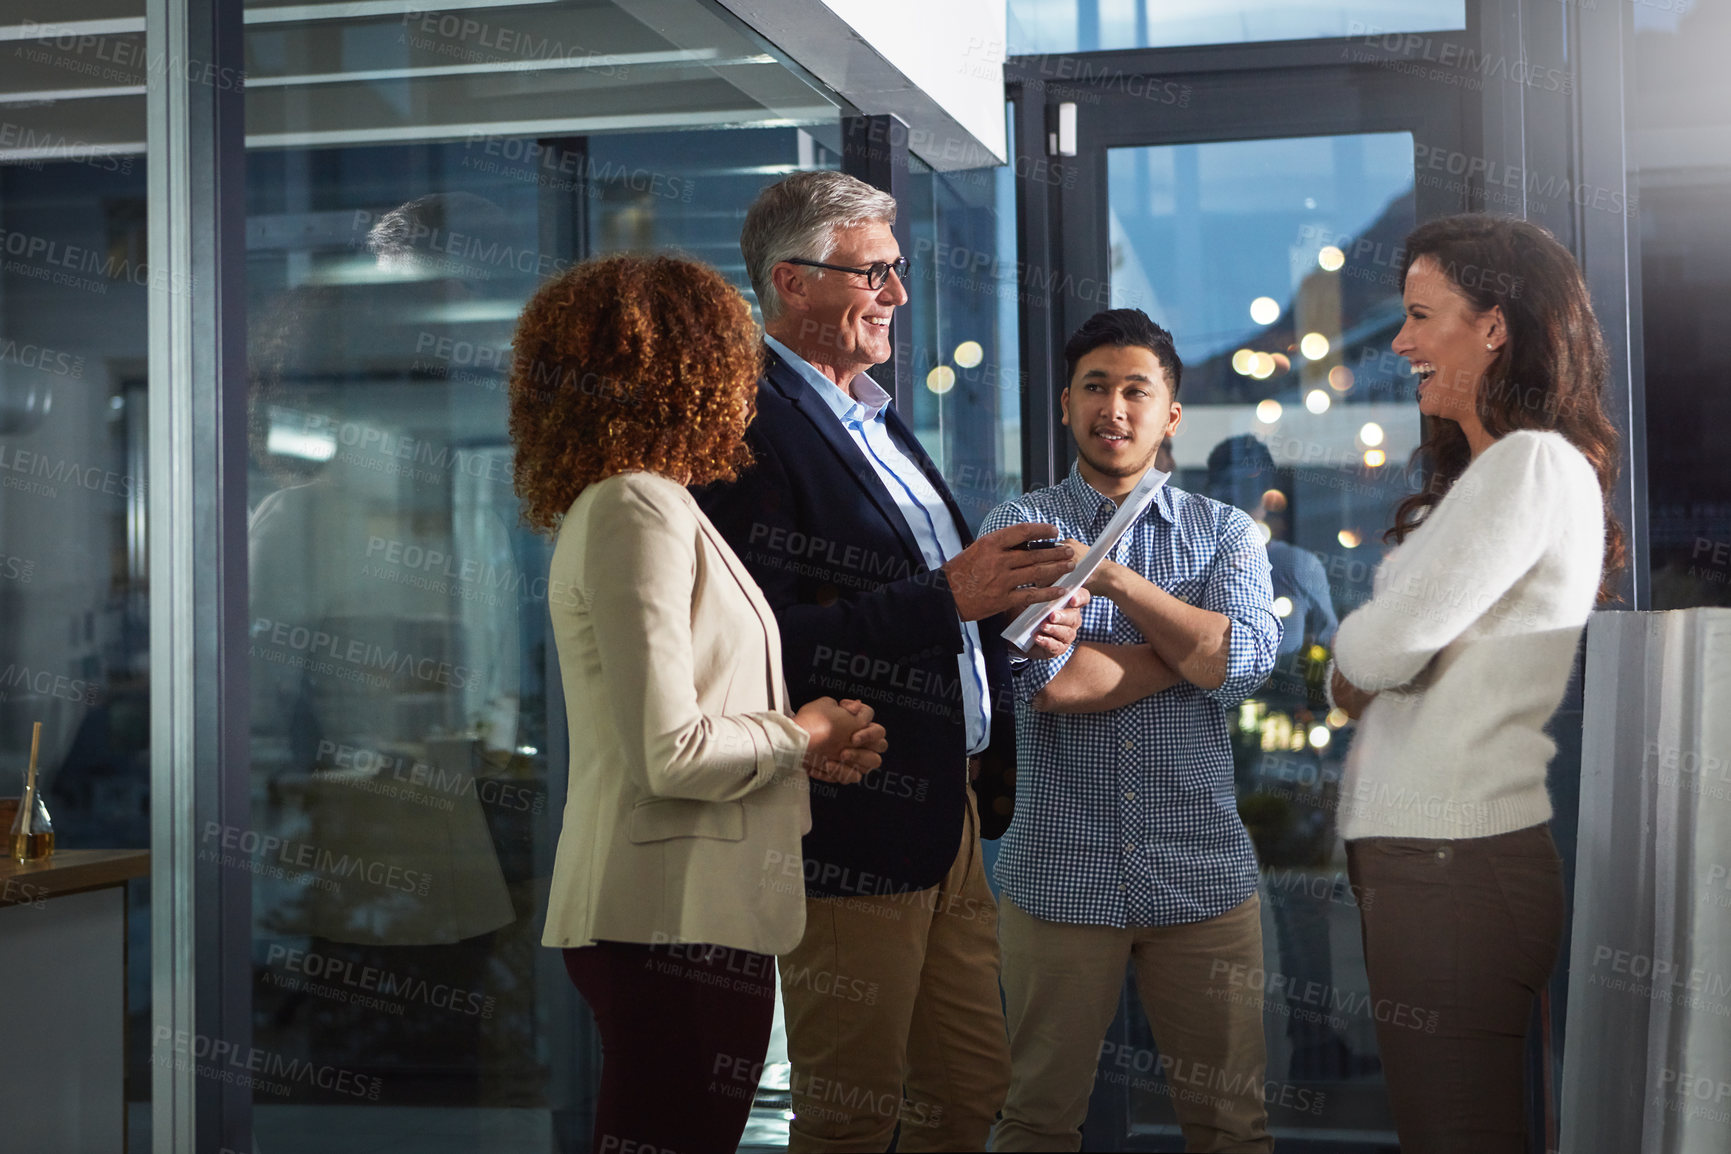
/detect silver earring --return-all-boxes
[1486,342,1495,350]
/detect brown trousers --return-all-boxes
[1347,823,1565,1154]
[778,788,1011,1152]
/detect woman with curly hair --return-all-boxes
[516,254,887,1154]
[1329,215,1623,1151]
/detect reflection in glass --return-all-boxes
[246,181,534,1115]
[903,128,1024,531]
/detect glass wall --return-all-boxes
[903,134,1025,530]
[1007,0,1465,55]
[584,128,840,297]
[0,2,153,1144]
[245,138,563,1140]
[1632,1,1731,610]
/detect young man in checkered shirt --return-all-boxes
[984,309,1280,1152]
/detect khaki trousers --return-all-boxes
[779,788,1011,1153]
[995,893,1272,1153]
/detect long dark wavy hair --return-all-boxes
[1388,215,1626,602]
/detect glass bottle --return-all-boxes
[11,765,53,862]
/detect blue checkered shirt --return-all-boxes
[982,464,1279,927]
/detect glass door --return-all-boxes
[1104,129,1418,1148]
[1012,38,1474,1151]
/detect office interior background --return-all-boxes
[0,0,1725,1150]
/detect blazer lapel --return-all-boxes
[764,350,928,566]
[685,492,789,712]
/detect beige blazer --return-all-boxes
[541,471,811,956]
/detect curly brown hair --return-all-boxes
[509,254,762,533]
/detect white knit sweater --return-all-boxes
[1332,430,1605,841]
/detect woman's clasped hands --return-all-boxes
[793,697,887,785]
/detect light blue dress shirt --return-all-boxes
[764,335,991,755]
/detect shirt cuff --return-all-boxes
[1011,637,1078,705]
[1205,613,1276,709]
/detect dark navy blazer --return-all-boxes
[693,347,1016,899]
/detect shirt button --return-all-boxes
[1124,790,1136,801]
[1121,738,1135,752]
[1118,883,1127,893]
[1124,841,1135,852]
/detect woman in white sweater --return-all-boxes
[1330,215,1624,1153]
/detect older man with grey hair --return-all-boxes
[694,170,1085,1151]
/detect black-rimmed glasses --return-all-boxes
[784,256,910,291]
